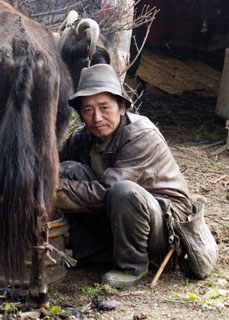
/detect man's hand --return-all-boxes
[55,189,79,211]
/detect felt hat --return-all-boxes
[68,64,131,110]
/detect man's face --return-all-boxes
[80,92,126,138]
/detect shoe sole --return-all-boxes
[101,269,148,287]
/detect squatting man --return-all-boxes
[55,63,199,287]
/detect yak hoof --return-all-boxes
[26,286,49,309]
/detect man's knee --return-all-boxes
[106,181,157,226]
[106,180,148,218]
[106,181,162,217]
[106,180,138,203]
[59,161,97,181]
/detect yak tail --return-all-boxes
[0,41,38,282]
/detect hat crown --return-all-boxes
[68,64,131,109]
[78,64,122,94]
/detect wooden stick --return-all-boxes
[211,144,226,155]
[213,174,228,184]
[151,248,174,288]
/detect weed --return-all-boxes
[194,127,225,143]
[82,283,118,297]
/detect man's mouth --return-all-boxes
[93,125,106,130]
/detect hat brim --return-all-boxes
[68,86,131,110]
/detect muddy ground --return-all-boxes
[49,73,229,319]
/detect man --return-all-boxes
[56,63,194,287]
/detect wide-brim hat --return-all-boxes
[68,64,132,110]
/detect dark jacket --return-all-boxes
[59,112,193,220]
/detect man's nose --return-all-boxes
[93,109,103,122]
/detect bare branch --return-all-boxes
[119,18,155,78]
[95,3,159,36]
[12,1,158,39]
[124,78,146,113]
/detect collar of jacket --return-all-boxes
[85,113,129,164]
[105,114,128,155]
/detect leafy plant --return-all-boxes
[188,292,199,301]
[82,283,117,297]
[0,302,20,312]
[49,305,62,314]
[204,286,228,301]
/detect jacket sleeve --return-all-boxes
[58,128,162,208]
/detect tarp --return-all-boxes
[137,49,221,97]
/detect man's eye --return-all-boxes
[83,108,92,113]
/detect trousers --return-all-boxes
[59,161,169,275]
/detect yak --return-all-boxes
[0,0,73,307]
[53,10,111,91]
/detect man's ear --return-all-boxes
[120,99,126,115]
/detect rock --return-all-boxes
[62,307,83,319]
[91,296,120,311]
[133,313,147,320]
[20,311,41,319]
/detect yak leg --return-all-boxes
[26,181,50,308]
[26,244,49,308]
[26,78,60,307]
[27,206,49,308]
[26,186,56,308]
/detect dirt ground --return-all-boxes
[1,52,229,320]
[48,54,229,320]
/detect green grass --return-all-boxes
[81,283,118,297]
[194,128,226,142]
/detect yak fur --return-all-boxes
[0,0,73,293]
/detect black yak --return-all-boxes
[53,10,111,91]
[0,0,73,307]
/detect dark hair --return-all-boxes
[113,95,127,110]
[76,92,127,116]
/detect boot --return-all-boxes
[101,267,148,287]
[175,202,218,279]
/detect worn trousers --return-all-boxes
[59,161,169,275]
